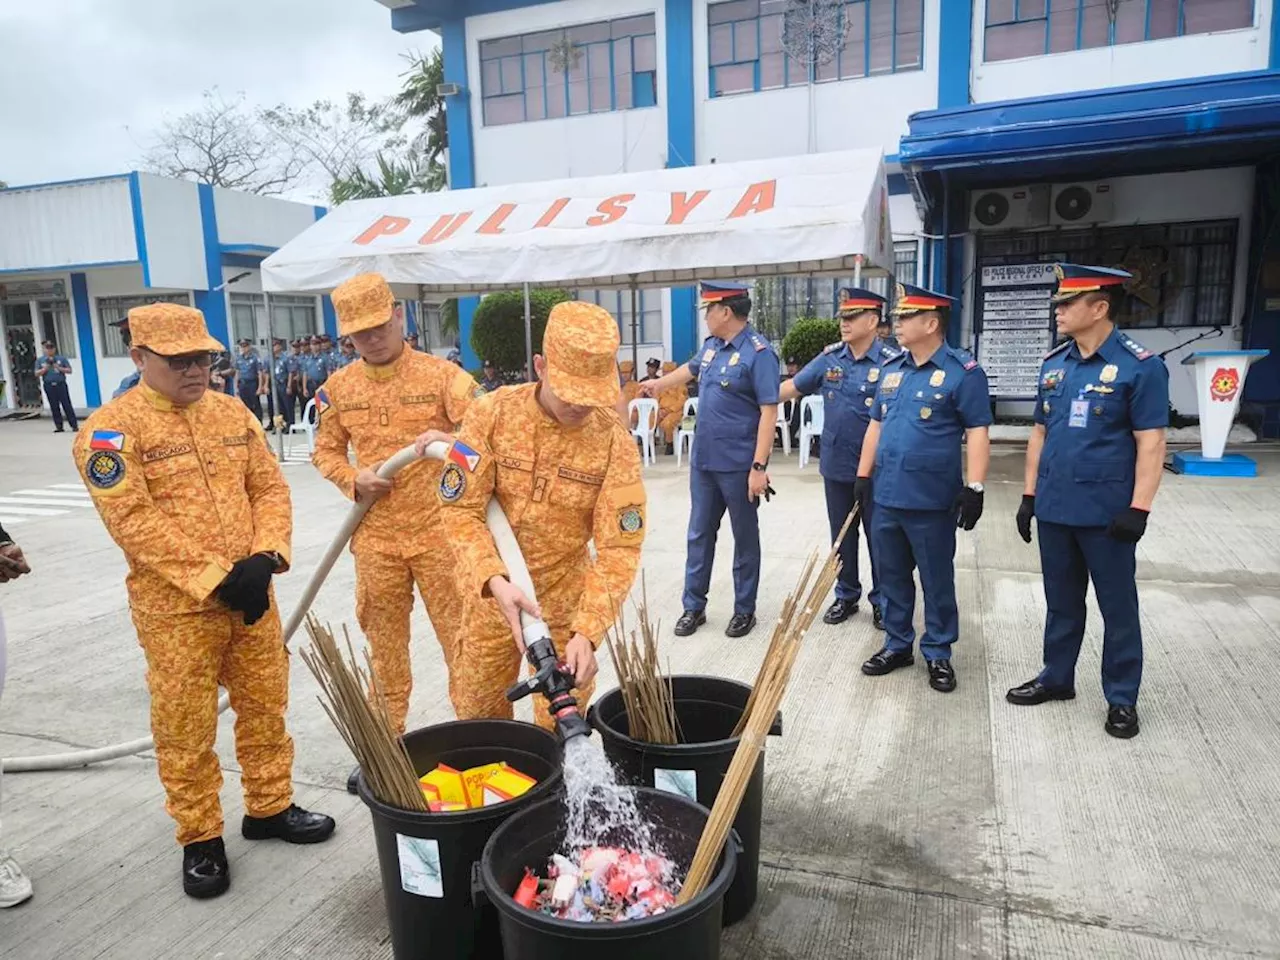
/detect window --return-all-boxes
[985,0,1254,62]
[480,15,657,126]
[708,0,924,97]
[96,293,191,357]
[975,219,1237,328]
[576,289,663,344]
[229,293,318,345]
[39,301,76,359]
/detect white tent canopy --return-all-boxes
[260,149,894,295]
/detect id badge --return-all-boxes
[1068,398,1089,428]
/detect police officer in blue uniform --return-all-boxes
[855,284,992,693]
[268,338,294,428]
[108,318,142,398]
[781,288,899,628]
[1007,264,1169,739]
[35,340,79,433]
[640,281,780,638]
[234,338,266,424]
[335,336,359,369]
[300,336,328,406]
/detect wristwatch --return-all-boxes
[967,482,985,494]
[751,461,769,472]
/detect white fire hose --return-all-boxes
[1,441,549,773]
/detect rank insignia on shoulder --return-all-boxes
[1044,340,1071,360]
[86,450,126,490]
[750,335,766,352]
[955,351,978,371]
[1120,335,1153,360]
[823,342,842,354]
[438,462,466,502]
[880,344,902,360]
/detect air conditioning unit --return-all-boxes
[968,186,1049,232]
[436,82,462,97]
[1050,182,1113,225]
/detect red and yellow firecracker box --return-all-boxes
[420,764,468,807]
[482,765,538,806]
[462,762,506,807]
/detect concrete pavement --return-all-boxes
[0,416,1278,959]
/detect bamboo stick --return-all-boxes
[678,514,852,903]
[602,576,679,745]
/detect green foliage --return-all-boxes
[781,317,840,366]
[470,289,572,372]
[440,298,459,339]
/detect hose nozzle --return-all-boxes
[505,637,592,744]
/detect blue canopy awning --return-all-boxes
[900,71,1280,214]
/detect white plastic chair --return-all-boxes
[798,395,824,469]
[775,397,795,456]
[675,397,698,467]
[287,398,317,457]
[628,397,659,466]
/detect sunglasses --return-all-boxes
[142,348,215,372]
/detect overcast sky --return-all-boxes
[0,0,436,195]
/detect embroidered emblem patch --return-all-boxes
[86,451,126,489]
[618,507,644,535]
[439,462,466,502]
[882,372,903,390]
[473,385,487,398]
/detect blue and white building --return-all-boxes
[376,0,1280,432]
[0,174,347,414]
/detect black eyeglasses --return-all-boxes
[142,348,215,372]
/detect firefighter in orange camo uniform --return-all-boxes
[657,362,687,450]
[73,303,334,902]
[436,301,646,728]
[312,273,482,755]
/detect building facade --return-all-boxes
[0,174,348,414]
[380,0,1278,428]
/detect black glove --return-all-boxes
[216,553,277,626]
[1107,507,1149,544]
[853,477,872,515]
[955,486,984,531]
[1016,495,1036,544]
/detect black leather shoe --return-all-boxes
[872,605,885,630]
[726,613,757,638]
[183,837,229,899]
[1005,679,1076,706]
[822,599,858,625]
[861,647,914,676]
[673,610,706,637]
[1105,705,1140,739]
[242,804,336,845]
[346,766,360,795]
[928,659,957,693]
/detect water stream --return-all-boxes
[559,736,659,856]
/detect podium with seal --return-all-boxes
[1171,349,1270,477]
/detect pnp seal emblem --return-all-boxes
[86,450,126,489]
[439,462,466,502]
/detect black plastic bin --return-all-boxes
[356,719,565,960]
[586,675,781,927]
[478,787,737,960]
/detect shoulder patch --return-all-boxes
[1119,334,1154,360]
[750,335,767,352]
[85,450,126,490]
[438,462,466,503]
[1044,339,1072,360]
[879,343,902,361]
[951,348,978,371]
[822,342,842,355]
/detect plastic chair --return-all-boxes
[675,397,698,468]
[775,397,795,456]
[628,397,659,466]
[798,395,824,469]
[287,398,317,457]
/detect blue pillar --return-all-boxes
[128,172,151,288]
[321,296,338,339]
[937,0,974,108]
[193,183,229,346]
[1271,0,1280,70]
[70,272,101,407]
[666,0,699,362]
[442,16,481,368]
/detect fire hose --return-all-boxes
[1,440,575,773]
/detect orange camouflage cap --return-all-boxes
[332,272,396,337]
[128,303,224,356]
[543,301,621,408]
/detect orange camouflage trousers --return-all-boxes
[452,565,595,732]
[132,601,294,847]
[354,545,463,734]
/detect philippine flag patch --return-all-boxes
[90,430,126,452]
[448,440,482,472]
[315,388,331,417]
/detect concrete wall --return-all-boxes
[135,174,206,291]
[963,167,1255,417]
[0,177,136,273]
[970,0,1272,102]
[213,188,320,248]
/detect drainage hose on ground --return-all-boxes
[1,441,548,773]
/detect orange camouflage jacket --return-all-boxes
[73,382,292,614]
